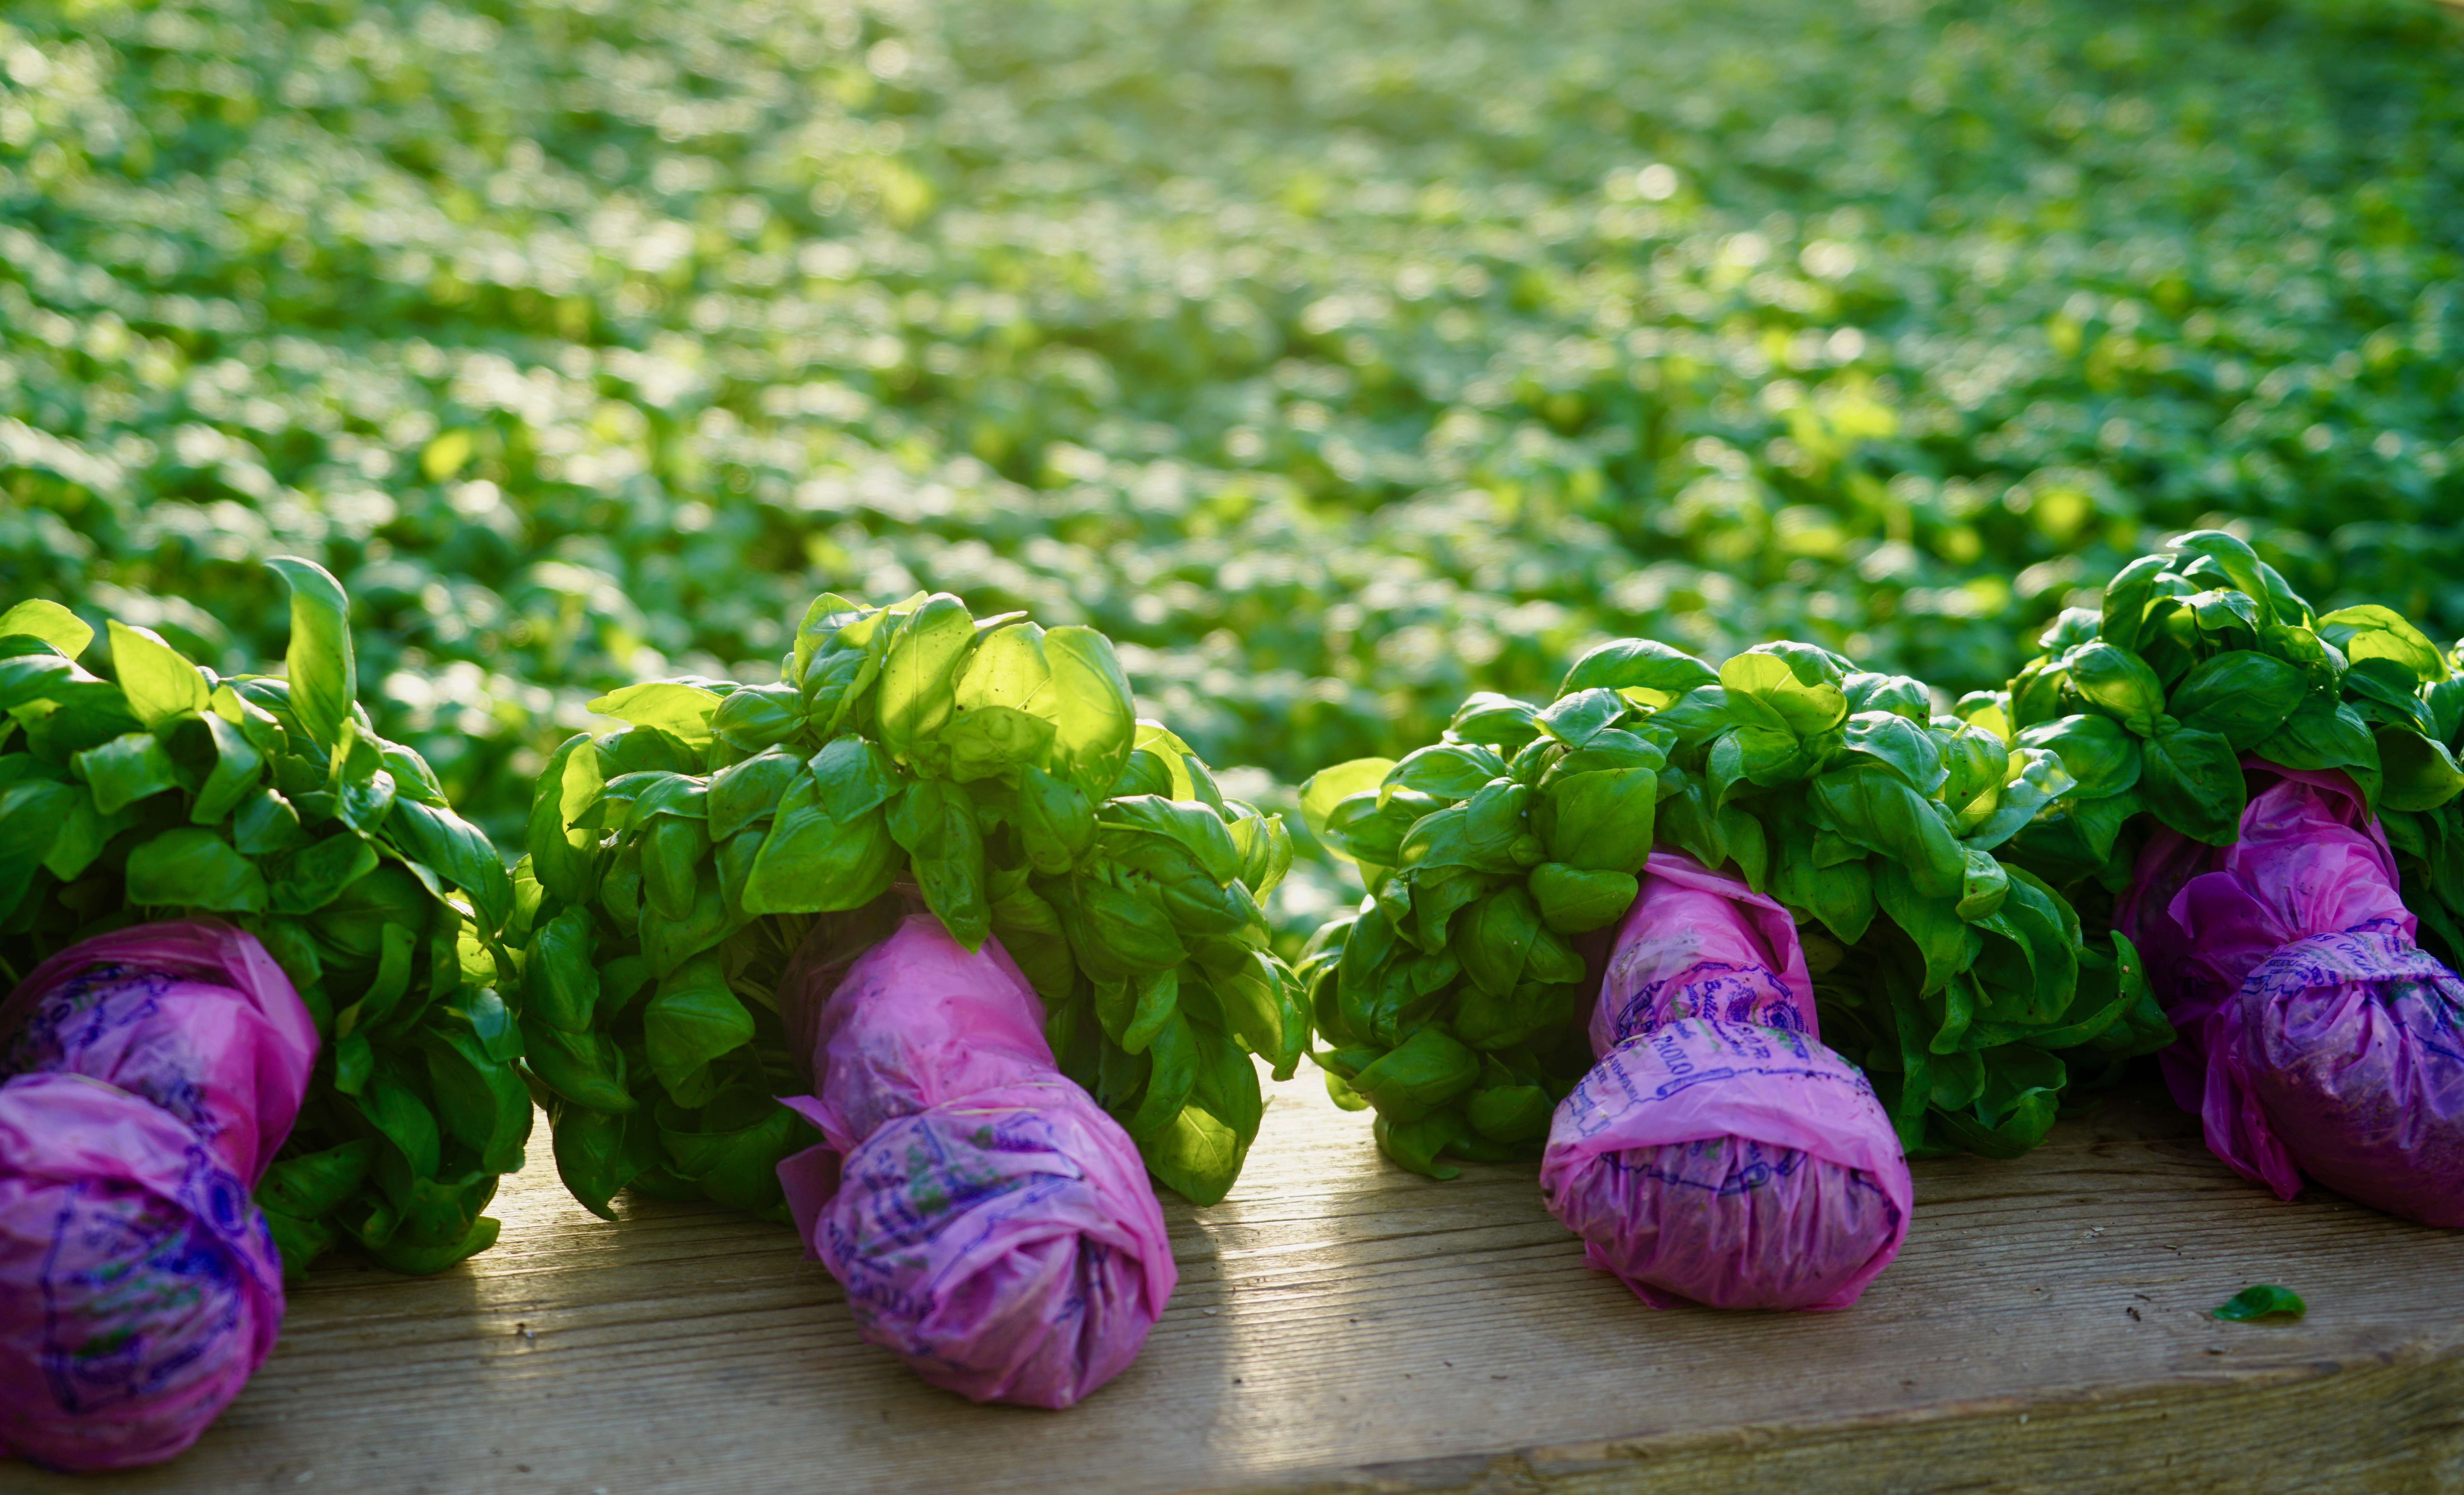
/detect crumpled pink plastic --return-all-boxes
[772,914,1175,1407]
[2119,763,2464,1226]
[1,921,313,1471]
[1540,853,1913,1311]
[3,921,319,1182]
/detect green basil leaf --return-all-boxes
[1843,672,1931,721]
[588,681,724,746]
[1842,711,1948,794]
[744,779,899,916]
[2169,530,2275,628]
[1722,648,1849,735]
[105,619,210,729]
[270,830,379,916]
[2375,728,2464,814]
[2169,651,2307,751]
[74,730,181,815]
[644,960,756,1094]
[1810,761,1966,898]
[2256,698,2381,809]
[2212,1284,2306,1322]
[1528,862,1637,934]
[1457,885,1543,996]
[1349,1024,1480,1123]
[1043,624,1138,799]
[0,599,93,660]
[2063,641,2166,736]
[1555,637,1718,702]
[1535,686,1627,747]
[2318,604,2447,684]
[709,746,805,842]
[2140,724,2246,845]
[2016,714,2141,800]
[1539,766,1656,873]
[1446,690,1544,750]
[1382,741,1510,805]
[2099,554,2171,655]
[126,826,268,913]
[268,555,357,747]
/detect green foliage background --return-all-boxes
[6,0,2461,912]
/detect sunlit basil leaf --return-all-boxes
[1722,647,1849,735]
[2318,604,2447,684]
[1446,691,1544,750]
[1842,711,1948,794]
[1539,766,1656,873]
[1556,638,1718,704]
[588,681,724,746]
[1844,672,1931,721]
[1043,624,1138,799]
[744,779,899,916]
[2170,530,2275,628]
[2016,714,2141,800]
[2063,642,2166,736]
[105,619,210,730]
[0,600,93,660]
[268,556,356,747]
[1382,742,1510,805]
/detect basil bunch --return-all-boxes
[0,566,524,1274]
[1996,530,2464,890]
[2387,644,2464,973]
[520,591,1303,1215]
[1300,635,2166,1174]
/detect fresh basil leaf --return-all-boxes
[2169,650,2307,751]
[2140,724,2246,845]
[126,826,268,912]
[0,600,93,660]
[2099,553,2170,655]
[2016,713,2141,800]
[2318,604,2447,684]
[73,730,180,815]
[588,681,724,746]
[1043,624,1138,799]
[268,556,357,747]
[2063,641,2166,736]
[105,619,210,729]
[2212,1284,2306,1322]
[1446,690,1544,750]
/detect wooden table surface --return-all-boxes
[9,1070,2461,1495]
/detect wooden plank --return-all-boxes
[10,1071,2461,1495]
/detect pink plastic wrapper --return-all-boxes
[2119,764,2464,1226]
[773,914,1176,1407]
[1,922,312,1471]
[1540,853,1913,1311]
[3,922,319,1182]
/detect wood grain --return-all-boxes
[7,1072,2460,1495]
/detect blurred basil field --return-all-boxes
[6,0,2461,938]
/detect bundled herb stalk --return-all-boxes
[1999,533,2464,1225]
[521,591,1303,1217]
[1538,851,1913,1311]
[1,922,313,1471]
[770,908,1176,1406]
[0,575,525,1275]
[1299,635,2163,1175]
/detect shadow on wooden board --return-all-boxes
[6,1070,2461,1495]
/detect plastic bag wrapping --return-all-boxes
[2119,765,2464,1226]
[773,914,1175,1407]
[1540,853,1912,1311]
[3,921,319,1182]
[0,922,311,1471]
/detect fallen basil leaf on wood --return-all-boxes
[2212,1285,2306,1322]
